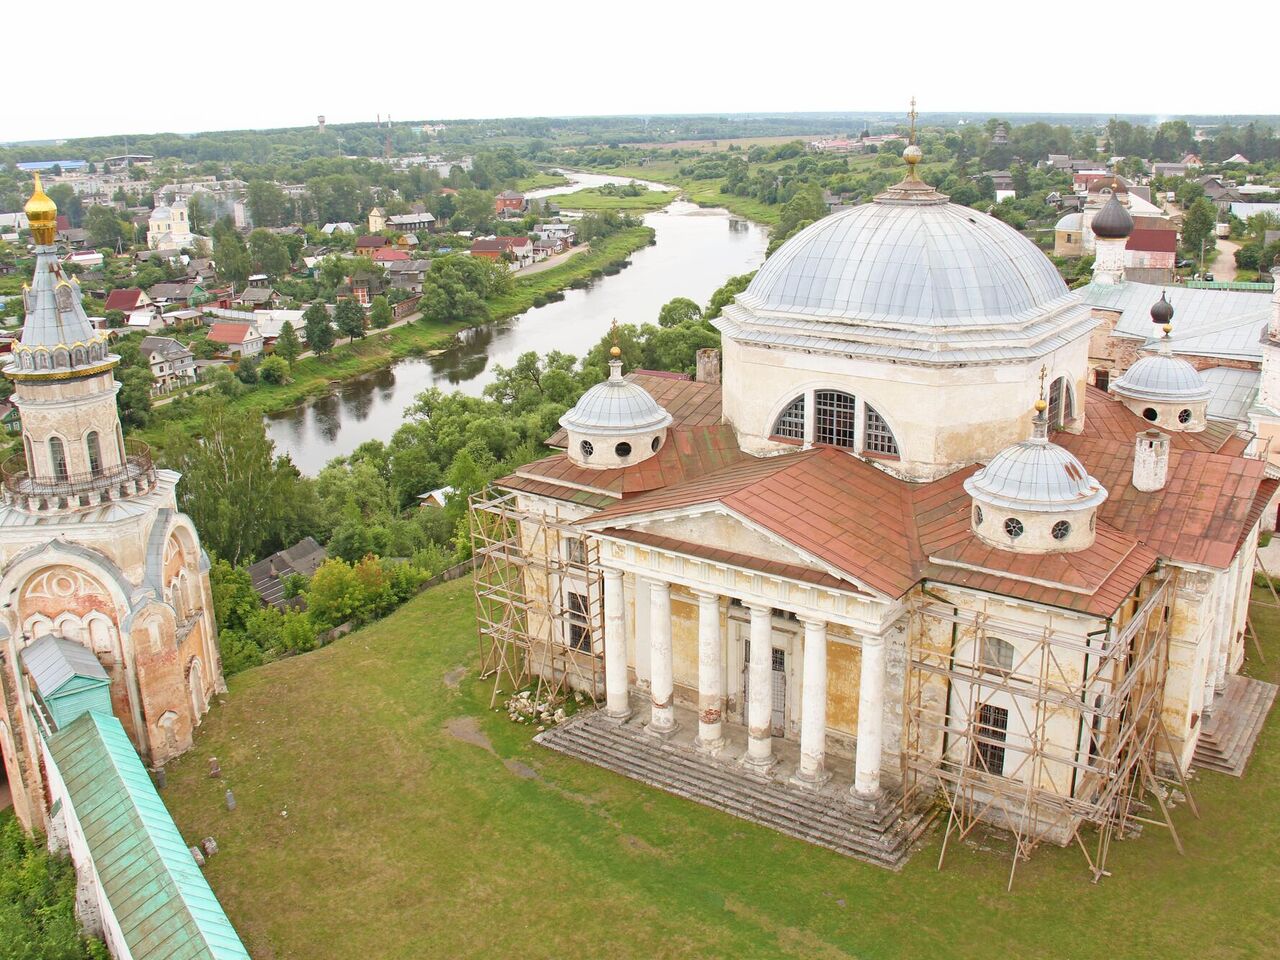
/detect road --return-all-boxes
[1213,237,1240,281]
[516,243,587,276]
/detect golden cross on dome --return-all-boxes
[1038,364,1048,397]
[609,318,621,358]
[908,97,918,146]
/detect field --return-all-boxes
[162,578,1280,960]
[552,187,679,213]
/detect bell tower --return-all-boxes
[0,179,223,833]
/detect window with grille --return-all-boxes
[566,592,592,652]
[49,436,67,481]
[1095,369,1111,391]
[971,703,1009,775]
[814,390,856,448]
[772,395,806,440]
[1047,377,1073,427]
[981,636,1015,674]
[863,405,899,456]
[563,537,587,566]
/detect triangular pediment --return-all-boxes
[603,506,875,593]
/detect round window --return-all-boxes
[1004,517,1024,539]
[1052,520,1071,541]
[615,441,632,458]
[974,505,984,526]
[651,436,660,452]
[580,440,594,458]
[1178,408,1192,424]
[1143,408,1158,422]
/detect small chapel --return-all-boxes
[0,176,224,835]
[472,137,1278,879]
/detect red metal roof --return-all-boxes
[104,289,144,311]
[207,321,255,344]
[1126,229,1178,253]
[504,382,1266,614]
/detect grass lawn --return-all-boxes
[163,578,1280,959]
[516,171,571,192]
[553,188,680,213]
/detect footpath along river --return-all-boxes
[266,170,768,475]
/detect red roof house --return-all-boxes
[371,248,410,263]
[104,288,147,312]
[355,235,388,251]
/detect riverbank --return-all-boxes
[138,224,657,448]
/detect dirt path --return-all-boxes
[1214,238,1240,281]
[516,243,587,276]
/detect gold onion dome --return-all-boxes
[25,173,58,245]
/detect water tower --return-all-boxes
[317,115,326,133]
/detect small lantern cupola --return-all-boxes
[559,331,672,470]
[964,372,1108,554]
[1111,294,1211,432]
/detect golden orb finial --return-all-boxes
[25,172,58,246]
[609,318,622,357]
[1162,323,1173,335]
[610,345,621,358]
[1034,398,1048,413]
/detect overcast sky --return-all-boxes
[10,0,1274,143]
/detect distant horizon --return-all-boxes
[6,108,1279,151]
[9,0,1277,143]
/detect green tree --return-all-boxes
[303,302,335,354]
[116,367,154,428]
[369,295,393,328]
[212,221,250,284]
[306,558,364,630]
[1181,197,1218,261]
[259,353,290,385]
[85,205,128,249]
[45,183,84,227]
[275,320,301,363]
[162,398,317,565]
[0,816,109,959]
[104,308,127,329]
[248,229,291,277]
[657,297,702,328]
[186,193,209,234]
[335,298,366,340]
[247,179,287,228]
[704,271,756,319]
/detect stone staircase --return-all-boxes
[536,712,934,870]
[1192,675,1278,777]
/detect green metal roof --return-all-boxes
[1183,280,1273,291]
[47,712,251,960]
[22,636,113,730]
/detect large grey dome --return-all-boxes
[1091,195,1134,239]
[965,433,1107,513]
[738,199,1075,330]
[559,360,672,437]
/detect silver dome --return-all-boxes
[738,200,1075,330]
[1112,352,1211,404]
[559,360,673,437]
[965,431,1107,513]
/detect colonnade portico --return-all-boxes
[599,558,893,801]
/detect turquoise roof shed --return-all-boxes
[47,711,251,960]
[21,634,112,730]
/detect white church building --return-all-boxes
[471,146,1277,880]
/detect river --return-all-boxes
[266,171,769,475]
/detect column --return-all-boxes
[1215,560,1239,694]
[603,568,630,720]
[646,579,677,737]
[743,602,775,770]
[792,618,830,788]
[853,630,886,800]
[695,591,724,751]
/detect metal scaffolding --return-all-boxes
[469,488,605,709]
[901,571,1197,888]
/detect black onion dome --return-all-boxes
[1091,195,1134,239]
[1151,292,1174,325]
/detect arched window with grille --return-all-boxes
[49,436,68,480]
[981,635,1016,674]
[814,390,856,448]
[86,431,102,476]
[771,395,806,440]
[1047,376,1074,428]
[863,404,899,457]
